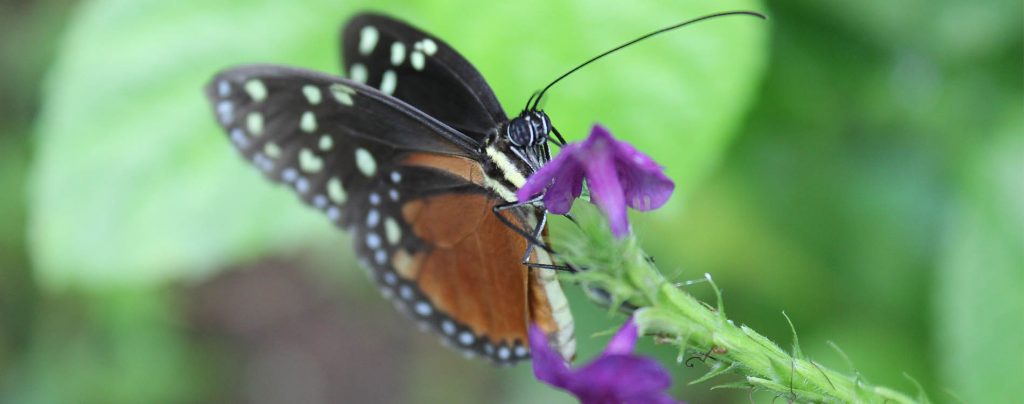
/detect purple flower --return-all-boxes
[517,124,674,237]
[530,318,681,404]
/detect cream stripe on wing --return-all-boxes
[533,247,575,360]
[485,146,528,189]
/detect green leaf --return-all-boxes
[689,361,739,385]
[936,107,1024,402]
[29,0,766,288]
[782,311,804,360]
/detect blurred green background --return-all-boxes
[1,0,1020,402]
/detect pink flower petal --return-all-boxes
[584,153,630,237]
[517,123,674,237]
[611,138,674,211]
[528,325,570,386]
[568,355,674,403]
[516,143,583,209]
[604,317,638,355]
[530,318,680,404]
[542,166,584,214]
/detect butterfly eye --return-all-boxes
[530,113,551,143]
[506,118,535,147]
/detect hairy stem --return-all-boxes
[551,204,923,404]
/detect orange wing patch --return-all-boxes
[389,154,574,362]
[402,153,486,186]
[403,193,529,345]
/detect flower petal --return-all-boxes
[586,124,616,146]
[528,324,570,387]
[613,140,674,211]
[516,143,582,208]
[583,150,629,237]
[541,165,584,214]
[603,318,638,355]
[565,355,674,403]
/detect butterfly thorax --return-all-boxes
[481,110,553,202]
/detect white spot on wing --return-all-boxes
[244,79,267,102]
[410,51,425,71]
[217,80,230,97]
[229,128,249,148]
[300,111,317,133]
[318,134,333,151]
[390,171,402,183]
[375,250,387,265]
[441,320,456,335]
[421,38,438,55]
[414,301,432,316]
[246,112,263,136]
[216,101,233,124]
[366,232,381,249]
[327,177,346,204]
[313,194,327,209]
[379,70,397,95]
[253,154,273,172]
[302,85,322,105]
[298,148,323,173]
[329,83,355,106]
[349,64,368,84]
[326,206,340,221]
[390,42,406,66]
[264,142,282,159]
[458,332,474,346]
[355,148,377,176]
[498,346,510,360]
[384,217,401,245]
[358,26,379,55]
[295,177,310,194]
[366,209,380,227]
[399,285,414,300]
[281,168,298,183]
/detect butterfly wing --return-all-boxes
[341,13,508,141]
[205,65,572,363]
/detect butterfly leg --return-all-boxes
[491,200,576,273]
[519,212,577,272]
[492,198,553,253]
[521,214,578,273]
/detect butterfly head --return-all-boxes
[506,110,552,149]
[481,111,553,196]
[496,110,552,172]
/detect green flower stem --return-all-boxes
[552,204,922,403]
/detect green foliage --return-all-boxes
[29,0,765,289]
[936,114,1024,402]
[1,289,213,403]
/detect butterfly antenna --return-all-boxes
[530,10,766,111]
[524,90,541,113]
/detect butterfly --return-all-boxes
[205,12,575,364]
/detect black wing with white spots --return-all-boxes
[204,65,543,364]
[341,13,508,141]
[205,64,486,246]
